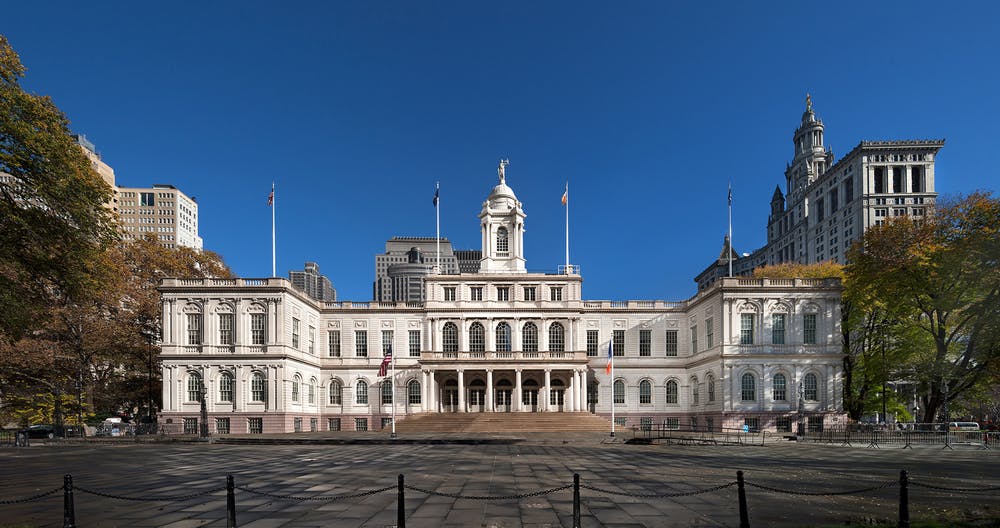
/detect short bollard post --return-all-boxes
[898,470,909,528]
[737,470,749,528]
[63,474,76,528]
[226,474,237,528]
[397,474,406,528]
[573,473,581,527]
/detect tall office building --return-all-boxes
[289,262,337,302]
[116,184,203,250]
[696,96,944,290]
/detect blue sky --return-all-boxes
[5,2,998,301]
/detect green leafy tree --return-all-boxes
[0,34,117,341]
[846,192,1000,422]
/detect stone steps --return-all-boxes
[394,412,611,433]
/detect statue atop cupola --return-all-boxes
[480,159,527,274]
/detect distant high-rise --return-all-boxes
[289,262,337,302]
[374,238,481,302]
[116,184,203,250]
[696,96,943,290]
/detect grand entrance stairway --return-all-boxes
[394,412,611,433]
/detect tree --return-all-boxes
[846,192,1000,423]
[0,34,117,341]
[751,260,844,280]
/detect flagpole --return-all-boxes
[271,182,276,278]
[610,340,615,438]
[435,182,440,273]
[564,181,569,273]
[728,182,733,278]
[390,346,397,439]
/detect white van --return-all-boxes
[948,422,980,431]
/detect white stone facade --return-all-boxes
[158,173,847,434]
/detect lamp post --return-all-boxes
[140,328,155,425]
[199,369,210,439]
[797,381,805,437]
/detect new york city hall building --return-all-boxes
[157,173,846,434]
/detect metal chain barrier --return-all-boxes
[745,479,897,496]
[909,481,1000,493]
[403,483,572,501]
[74,485,227,502]
[580,481,737,498]
[0,487,62,505]
[235,484,395,502]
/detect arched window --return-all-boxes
[218,372,234,402]
[613,379,625,404]
[291,375,301,403]
[496,226,509,254]
[691,376,699,405]
[187,372,203,402]
[665,380,678,404]
[804,373,818,401]
[356,380,368,405]
[442,322,458,352]
[308,378,317,404]
[329,380,342,405]
[548,322,565,352]
[469,322,485,352]
[707,374,716,402]
[251,372,266,402]
[382,381,393,405]
[496,322,511,352]
[408,380,421,404]
[773,373,787,401]
[741,373,756,401]
[522,322,538,352]
[639,380,652,404]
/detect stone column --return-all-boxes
[430,370,438,412]
[580,370,587,412]
[567,371,575,412]
[422,370,429,412]
[515,369,522,412]
[457,369,465,413]
[544,369,551,412]
[486,369,494,412]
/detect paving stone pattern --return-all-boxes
[0,437,997,527]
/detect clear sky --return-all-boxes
[5,2,998,301]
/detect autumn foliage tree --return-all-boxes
[846,192,1000,423]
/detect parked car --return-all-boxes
[25,425,83,438]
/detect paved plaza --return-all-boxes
[1,434,998,527]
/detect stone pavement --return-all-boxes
[0,433,998,527]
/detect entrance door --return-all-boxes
[550,389,565,412]
[495,390,512,412]
[443,389,458,412]
[522,390,539,412]
[469,389,485,412]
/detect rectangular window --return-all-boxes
[586,330,599,357]
[744,417,760,433]
[355,330,368,357]
[291,318,300,349]
[183,418,198,434]
[816,198,824,222]
[187,314,202,345]
[327,418,341,431]
[308,326,315,354]
[612,330,625,357]
[639,329,651,357]
[140,192,155,206]
[293,418,302,432]
[409,330,421,357]
[808,416,824,432]
[874,166,885,194]
[690,417,698,430]
[776,417,792,432]
[910,166,923,192]
[829,189,838,214]
[251,313,266,345]
[355,418,368,432]
[248,418,263,434]
[772,314,786,345]
[665,418,680,430]
[706,417,715,432]
[740,314,755,345]
[497,287,510,301]
[382,330,393,356]
[310,418,317,432]
[523,287,536,301]
[381,417,393,430]
[892,166,904,193]
[470,286,483,301]
[443,287,456,301]
[328,330,341,357]
[215,418,230,435]
[706,318,714,349]
[640,417,652,431]
[803,314,817,345]
[844,176,854,202]
[690,325,698,353]
[665,330,678,356]
[550,287,563,301]
[219,314,234,345]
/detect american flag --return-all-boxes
[267,186,274,207]
[378,346,393,377]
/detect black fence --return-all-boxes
[2,469,998,528]
[0,430,29,447]
[631,425,772,446]
[799,428,998,449]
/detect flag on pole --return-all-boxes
[433,185,439,207]
[728,183,732,206]
[378,346,393,377]
[561,184,568,206]
[268,186,274,206]
[605,339,613,375]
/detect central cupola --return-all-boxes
[479,159,527,273]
